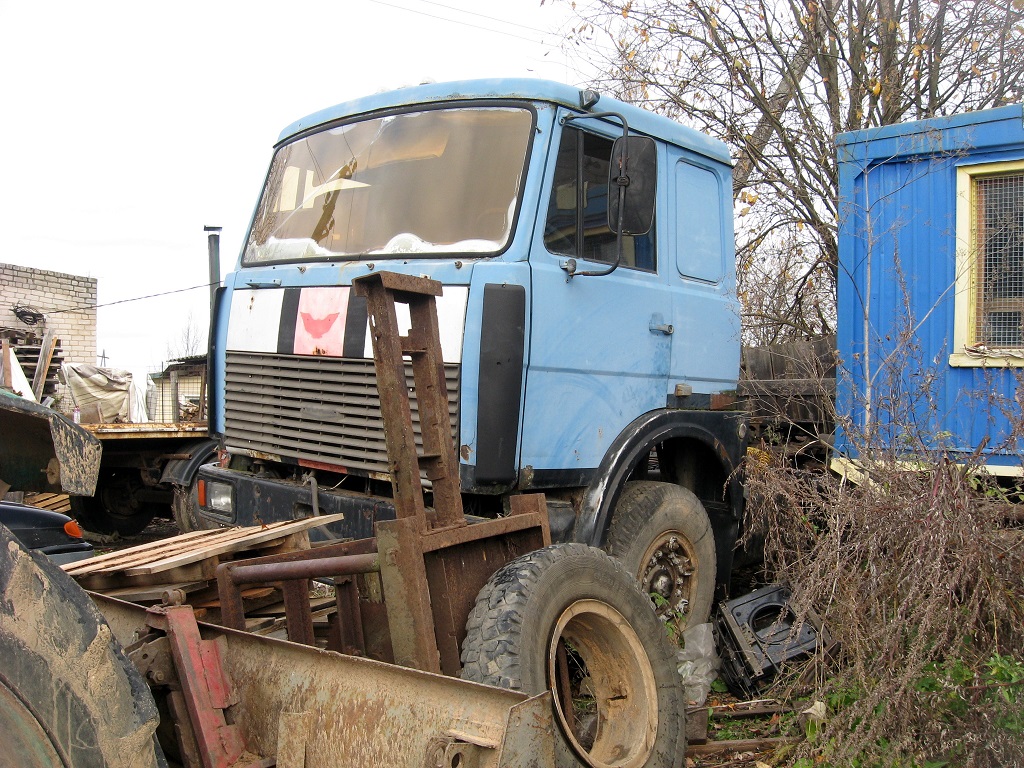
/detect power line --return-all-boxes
[363,0,553,45]
[405,0,554,37]
[45,281,216,316]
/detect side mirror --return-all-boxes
[607,136,656,236]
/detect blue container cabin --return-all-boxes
[835,104,1024,476]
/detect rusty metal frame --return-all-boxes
[203,273,550,678]
[353,271,465,529]
[215,538,378,652]
[354,273,551,676]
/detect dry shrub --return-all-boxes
[743,367,1024,766]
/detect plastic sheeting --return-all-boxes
[58,363,147,423]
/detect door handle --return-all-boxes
[649,315,674,335]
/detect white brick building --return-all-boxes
[1,263,97,365]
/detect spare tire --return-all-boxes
[460,543,685,768]
[0,523,162,768]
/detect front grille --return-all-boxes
[224,352,459,478]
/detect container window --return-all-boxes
[972,172,1024,348]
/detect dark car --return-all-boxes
[0,500,94,565]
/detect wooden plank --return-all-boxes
[63,528,228,576]
[123,514,344,576]
[741,345,775,381]
[23,493,72,513]
[710,702,791,718]
[99,581,210,603]
[62,515,339,578]
[192,586,276,609]
[686,736,800,756]
[30,329,56,401]
[1,339,11,389]
[248,616,287,634]
[250,595,337,617]
[75,562,213,592]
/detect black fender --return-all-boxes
[159,437,219,488]
[573,408,747,564]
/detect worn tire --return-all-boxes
[461,543,685,768]
[606,481,717,629]
[0,523,161,767]
[171,475,212,533]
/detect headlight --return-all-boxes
[200,480,233,514]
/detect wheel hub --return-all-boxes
[0,679,66,768]
[547,599,659,768]
[640,532,697,619]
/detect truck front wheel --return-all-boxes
[0,523,162,767]
[460,544,685,768]
[606,481,717,629]
[171,474,209,533]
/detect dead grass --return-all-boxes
[743,439,1024,767]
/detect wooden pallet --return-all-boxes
[63,514,346,593]
[23,492,72,514]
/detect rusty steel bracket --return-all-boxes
[216,550,380,648]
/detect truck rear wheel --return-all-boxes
[0,523,161,767]
[71,470,156,537]
[460,543,685,768]
[606,481,716,629]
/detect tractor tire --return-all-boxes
[0,523,162,768]
[606,481,717,629]
[461,543,685,768]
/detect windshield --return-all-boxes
[244,106,534,264]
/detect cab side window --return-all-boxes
[544,128,656,271]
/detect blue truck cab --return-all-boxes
[194,79,746,623]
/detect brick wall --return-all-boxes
[1,263,97,365]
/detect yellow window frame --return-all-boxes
[951,159,1024,367]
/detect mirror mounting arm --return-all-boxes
[559,111,630,279]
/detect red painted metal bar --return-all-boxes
[146,605,247,768]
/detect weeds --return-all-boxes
[741,330,1024,766]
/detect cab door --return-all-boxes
[668,154,741,394]
[520,117,673,479]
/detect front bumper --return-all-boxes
[196,464,396,542]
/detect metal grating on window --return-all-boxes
[223,352,459,479]
[974,173,1024,348]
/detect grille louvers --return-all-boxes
[224,352,459,477]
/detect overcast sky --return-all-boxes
[0,0,593,372]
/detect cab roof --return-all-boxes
[277,78,732,166]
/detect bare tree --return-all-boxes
[165,312,205,361]
[563,0,1024,343]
